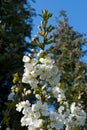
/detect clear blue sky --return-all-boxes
[30,0,87,63]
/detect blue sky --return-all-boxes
[30,0,87,62]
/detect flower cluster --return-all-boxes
[52,86,86,129]
[16,100,63,130]
[15,50,86,130]
[16,87,86,130]
[22,51,60,90]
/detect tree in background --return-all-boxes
[0,0,36,128]
[52,10,87,112]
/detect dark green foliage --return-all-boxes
[0,0,36,128]
[0,0,36,79]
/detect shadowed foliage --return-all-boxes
[0,0,36,129]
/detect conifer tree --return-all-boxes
[0,0,36,128]
[52,10,87,111]
[0,0,36,80]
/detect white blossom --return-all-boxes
[16,100,30,112]
[15,50,86,130]
[23,56,30,62]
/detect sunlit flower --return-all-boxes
[23,56,30,62]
